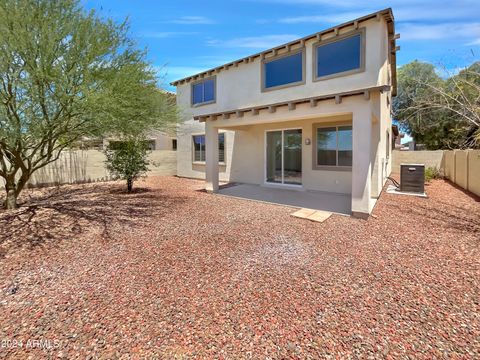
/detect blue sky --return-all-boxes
[83,0,480,93]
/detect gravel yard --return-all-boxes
[0,176,479,358]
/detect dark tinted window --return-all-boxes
[192,83,203,104]
[204,79,215,102]
[338,126,352,166]
[218,133,225,163]
[316,127,337,166]
[316,126,352,167]
[192,78,215,105]
[316,34,361,78]
[192,134,225,162]
[264,51,303,89]
[193,135,205,161]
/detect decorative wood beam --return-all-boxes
[390,33,400,40]
[223,113,230,120]
[333,27,339,36]
[354,21,359,29]
[316,33,321,41]
[193,85,391,122]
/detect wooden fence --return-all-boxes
[392,149,480,197]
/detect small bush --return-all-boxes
[425,167,441,182]
[104,139,150,192]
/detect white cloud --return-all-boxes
[467,39,480,45]
[279,12,366,24]
[398,22,480,41]
[207,34,300,48]
[161,66,212,79]
[263,0,479,24]
[168,16,214,25]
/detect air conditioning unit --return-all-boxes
[400,164,425,193]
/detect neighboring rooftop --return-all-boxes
[170,8,398,95]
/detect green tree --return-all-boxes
[0,0,177,209]
[393,60,479,150]
[104,139,149,192]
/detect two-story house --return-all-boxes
[172,8,398,218]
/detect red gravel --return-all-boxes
[0,177,478,358]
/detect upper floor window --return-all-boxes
[314,30,364,81]
[191,77,215,106]
[262,48,305,91]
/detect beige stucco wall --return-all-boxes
[147,130,176,151]
[467,150,480,197]
[392,149,480,198]
[454,150,469,190]
[177,94,389,206]
[175,16,393,215]
[391,150,445,174]
[0,150,177,189]
[176,119,233,182]
[228,115,353,194]
[176,17,391,118]
[444,151,455,181]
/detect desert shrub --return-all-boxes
[104,139,149,192]
[425,167,441,182]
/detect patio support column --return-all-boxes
[351,106,372,218]
[205,120,219,192]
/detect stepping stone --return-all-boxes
[291,208,332,223]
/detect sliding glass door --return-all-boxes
[266,129,302,185]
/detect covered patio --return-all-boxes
[218,183,351,215]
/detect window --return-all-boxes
[191,77,215,106]
[192,133,225,163]
[315,125,352,168]
[263,49,304,91]
[314,30,364,80]
[172,139,177,151]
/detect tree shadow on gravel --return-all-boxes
[0,183,187,259]
[388,201,480,235]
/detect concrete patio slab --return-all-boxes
[218,183,351,215]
